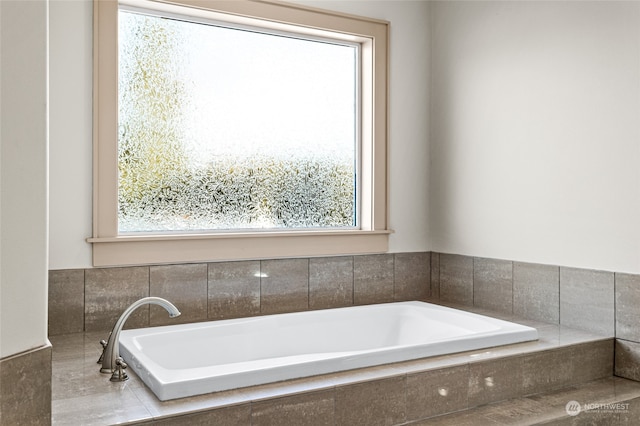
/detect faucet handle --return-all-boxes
[97,339,108,364]
[110,357,129,382]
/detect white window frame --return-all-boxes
[89,0,390,267]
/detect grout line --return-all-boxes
[510,260,514,315]
[206,262,210,320]
[613,272,617,341]
[472,256,476,307]
[83,268,87,333]
[558,266,562,324]
[392,253,396,301]
[351,255,355,306]
[146,265,151,326]
[307,257,310,310]
[259,260,263,315]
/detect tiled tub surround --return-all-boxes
[47,250,640,423]
[51,309,618,425]
[429,253,640,383]
[48,252,431,336]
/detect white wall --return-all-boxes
[0,0,49,358]
[294,1,431,255]
[53,0,640,275]
[49,0,93,269]
[429,1,640,274]
[48,0,431,270]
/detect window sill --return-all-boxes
[87,229,392,266]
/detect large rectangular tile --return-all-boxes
[353,254,394,305]
[532,378,640,423]
[421,377,640,426]
[620,395,640,424]
[84,266,150,332]
[150,404,250,426]
[522,347,574,395]
[150,263,208,326]
[394,252,430,301]
[251,390,335,426]
[260,258,309,314]
[0,345,51,425]
[615,273,640,342]
[49,332,91,365]
[430,252,440,300]
[406,365,469,421]
[335,376,406,426]
[309,256,353,309]
[616,339,640,381]
[439,254,473,306]
[569,340,613,384]
[130,379,257,422]
[560,267,614,336]
[414,397,546,426]
[473,257,513,314]
[52,385,151,426]
[409,408,505,425]
[522,340,612,397]
[51,340,140,401]
[513,262,560,324]
[469,356,523,407]
[49,269,85,335]
[208,261,261,320]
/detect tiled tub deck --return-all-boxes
[50,305,633,425]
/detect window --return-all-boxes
[90,0,389,266]
[118,7,358,232]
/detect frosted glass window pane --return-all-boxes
[117,10,358,232]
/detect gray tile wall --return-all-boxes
[48,269,85,335]
[261,258,309,314]
[208,260,260,320]
[309,256,354,309]
[560,267,615,337]
[0,344,52,425]
[429,252,640,384]
[353,254,395,305]
[84,266,149,332]
[473,257,513,314]
[430,253,615,335]
[48,252,431,335]
[150,263,208,326]
[513,262,559,323]
[47,250,640,389]
[46,250,629,424]
[439,253,473,305]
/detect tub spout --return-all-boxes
[98,297,181,381]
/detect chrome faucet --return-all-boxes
[98,296,181,381]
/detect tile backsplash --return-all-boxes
[512,262,560,324]
[429,252,640,383]
[48,250,640,383]
[48,252,431,336]
[430,253,618,335]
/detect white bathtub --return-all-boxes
[119,301,537,401]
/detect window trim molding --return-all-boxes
[91,0,390,267]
